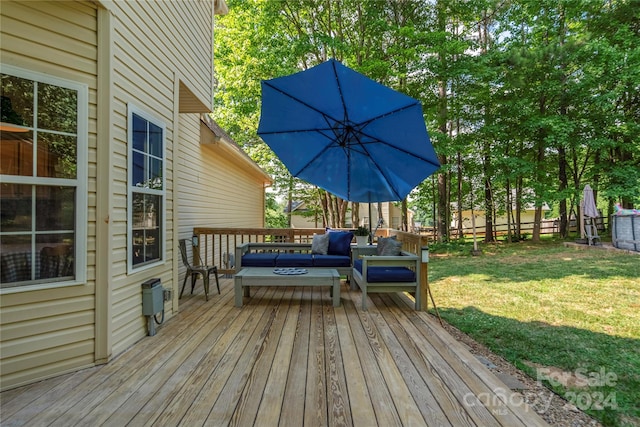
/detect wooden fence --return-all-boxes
[416,216,608,240]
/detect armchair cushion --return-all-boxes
[376,236,399,255]
[379,238,402,256]
[353,259,416,283]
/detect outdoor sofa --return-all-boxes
[235,231,355,278]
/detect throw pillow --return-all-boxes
[311,233,330,255]
[376,235,397,256]
[379,238,402,256]
[326,229,354,256]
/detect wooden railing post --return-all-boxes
[419,236,428,311]
[419,235,443,325]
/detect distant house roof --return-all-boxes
[284,200,306,213]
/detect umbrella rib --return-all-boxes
[261,80,344,125]
[353,131,441,168]
[332,60,350,124]
[360,101,419,127]
[360,144,404,200]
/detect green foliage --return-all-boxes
[264,192,288,228]
[354,226,370,236]
[214,0,640,234]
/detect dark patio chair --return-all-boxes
[178,238,220,301]
[40,245,73,279]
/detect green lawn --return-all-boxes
[428,240,640,427]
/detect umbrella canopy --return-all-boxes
[583,184,598,218]
[257,59,440,203]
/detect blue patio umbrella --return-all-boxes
[257,59,440,203]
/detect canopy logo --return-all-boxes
[536,367,618,411]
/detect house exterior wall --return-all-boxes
[453,209,554,234]
[177,116,269,237]
[0,0,236,390]
[177,116,270,281]
[290,202,412,230]
[0,0,99,389]
[106,0,216,357]
[290,210,321,228]
[359,203,413,230]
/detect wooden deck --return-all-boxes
[1,278,548,426]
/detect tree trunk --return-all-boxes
[352,202,360,227]
[480,10,494,243]
[558,145,569,237]
[318,189,329,227]
[287,176,293,228]
[533,206,543,241]
[457,151,463,239]
[532,141,545,242]
[532,94,547,242]
[516,177,522,238]
[483,157,494,243]
[437,169,448,242]
[401,198,408,231]
[506,179,512,243]
[557,7,569,238]
[338,198,348,227]
[435,0,449,243]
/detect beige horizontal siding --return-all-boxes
[1,312,95,342]
[2,345,95,389]
[1,0,218,389]
[177,115,269,283]
[0,1,97,82]
[0,0,98,390]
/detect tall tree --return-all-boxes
[214,0,640,240]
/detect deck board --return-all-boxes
[0,277,548,426]
[371,294,471,426]
[280,287,311,427]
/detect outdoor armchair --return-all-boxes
[351,245,421,311]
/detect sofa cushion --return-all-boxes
[242,253,278,267]
[353,259,415,283]
[312,254,351,267]
[326,229,354,256]
[275,253,314,267]
[311,233,330,255]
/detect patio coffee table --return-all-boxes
[234,267,340,307]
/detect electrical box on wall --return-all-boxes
[141,278,163,316]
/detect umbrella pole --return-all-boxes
[368,203,373,244]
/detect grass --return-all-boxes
[428,239,640,427]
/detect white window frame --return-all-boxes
[127,104,166,273]
[0,64,88,293]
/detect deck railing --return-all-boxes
[192,227,429,276]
